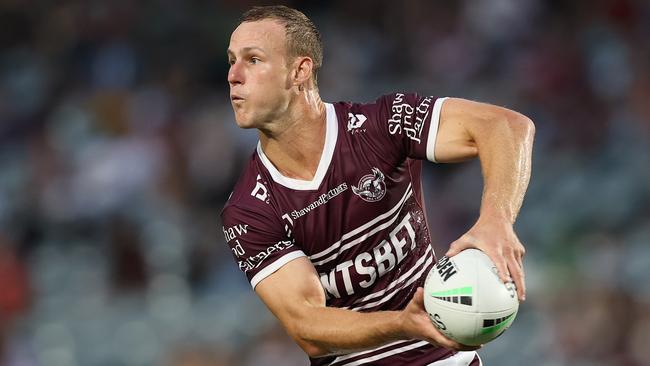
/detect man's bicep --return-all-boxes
[256,256,325,314]
[255,256,326,337]
[433,98,481,163]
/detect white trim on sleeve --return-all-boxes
[250,250,307,289]
[426,97,449,163]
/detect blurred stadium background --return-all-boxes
[0,0,649,365]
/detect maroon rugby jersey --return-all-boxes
[221,93,480,366]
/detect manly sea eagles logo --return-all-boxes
[352,167,386,202]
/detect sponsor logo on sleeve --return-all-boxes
[238,240,295,273]
[387,93,433,144]
[352,168,386,202]
[231,240,245,257]
[223,224,249,242]
[223,224,249,258]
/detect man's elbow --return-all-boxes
[505,111,535,140]
[296,339,330,358]
[288,323,332,358]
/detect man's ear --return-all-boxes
[293,56,314,88]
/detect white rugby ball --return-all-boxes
[423,249,519,346]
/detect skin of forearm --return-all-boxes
[474,113,535,224]
[292,305,406,357]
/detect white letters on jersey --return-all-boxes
[319,212,417,299]
[223,224,249,241]
[387,93,433,144]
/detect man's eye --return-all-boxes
[228,59,235,66]
[250,57,260,64]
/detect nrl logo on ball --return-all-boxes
[352,167,386,202]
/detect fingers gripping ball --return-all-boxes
[423,249,519,346]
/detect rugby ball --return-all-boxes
[423,249,519,346]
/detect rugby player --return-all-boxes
[222,5,534,365]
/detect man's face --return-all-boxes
[227,20,293,129]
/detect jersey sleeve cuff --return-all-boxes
[250,250,307,289]
[426,97,448,163]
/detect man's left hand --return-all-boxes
[445,216,526,301]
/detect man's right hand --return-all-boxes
[255,257,480,357]
[399,287,482,352]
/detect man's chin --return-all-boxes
[234,115,256,129]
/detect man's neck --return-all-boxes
[259,90,327,181]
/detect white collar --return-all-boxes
[256,103,338,191]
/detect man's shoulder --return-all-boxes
[331,93,397,113]
[329,94,401,134]
[221,151,275,219]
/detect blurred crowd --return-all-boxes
[0,0,649,365]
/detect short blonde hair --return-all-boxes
[241,5,323,86]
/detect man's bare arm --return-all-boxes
[255,256,477,358]
[433,98,535,301]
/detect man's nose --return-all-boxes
[228,62,243,86]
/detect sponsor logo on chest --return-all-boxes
[286,183,349,220]
[318,212,417,299]
[283,167,387,224]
